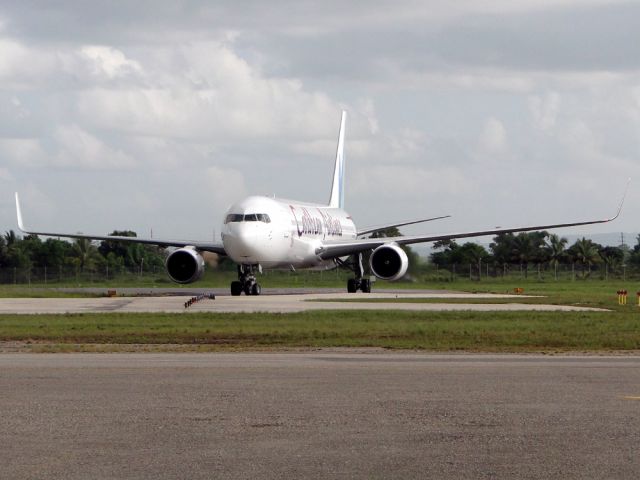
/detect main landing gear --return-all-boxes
[339,253,372,293]
[347,277,371,293]
[231,264,262,296]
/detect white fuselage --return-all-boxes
[221,196,357,268]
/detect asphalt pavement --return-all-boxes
[1,353,639,479]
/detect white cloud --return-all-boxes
[0,138,47,167]
[529,92,561,131]
[0,1,638,237]
[0,39,58,88]
[52,124,136,169]
[80,45,142,79]
[351,164,473,200]
[205,165,247,210]
[0,166,12,181]
[74,42,342,142]
[478,117,507,154]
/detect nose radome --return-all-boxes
[225,223,260,258]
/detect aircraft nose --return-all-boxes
[224,223,259,258]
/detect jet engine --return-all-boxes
[369,243,409,281]
[165,247,205,284]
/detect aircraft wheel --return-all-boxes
[231,281,243,296]
[347,279,357,293]
[361,279,371,293]
[251,283,262,296]
[244,284,253,296]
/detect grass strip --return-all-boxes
[2,310,640,352]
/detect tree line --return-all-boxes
[1,228,638,281]
[0,230,165,274]
[429,232,638,278]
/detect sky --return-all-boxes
[0,0,639,244]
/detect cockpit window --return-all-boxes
[224,213,271,224]
[224,214,244,224]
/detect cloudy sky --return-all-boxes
[0,0,639,243]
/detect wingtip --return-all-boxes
[14,192,25,232]
[611,178,630,221]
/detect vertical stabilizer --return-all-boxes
[329,111,346,209]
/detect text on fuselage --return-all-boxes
[290,206,343,238]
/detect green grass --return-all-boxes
[0,287,103,298]
[420,278,636,311]
[2,276,640,353]
[2,310,640,352]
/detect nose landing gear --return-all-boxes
[231,264,262,296]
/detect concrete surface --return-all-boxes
[0,292,604,314]
[0,353,639,479]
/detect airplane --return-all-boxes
[15,111,627,296]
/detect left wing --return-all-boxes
[15,193,227,255]
[317,184,628,260]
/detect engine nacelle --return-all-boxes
[369,243,409,281]
[165,248,205,284]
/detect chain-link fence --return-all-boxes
[420,262,638,282]
[1,262,637,285]
[0,265,166,285]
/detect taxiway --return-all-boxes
[0,291,604,314]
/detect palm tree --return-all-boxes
[512,233,536,278]
[545,234,567,280]
[570,237,600,278]
[4,230,17,246]
[71,238,101,272]
[598,246,623,280]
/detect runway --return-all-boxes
[1,353,639,479]
[0,291,605,314]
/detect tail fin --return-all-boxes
[328,111,346,209]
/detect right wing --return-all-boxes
[317,180,629,260]
[15,193,227,255]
